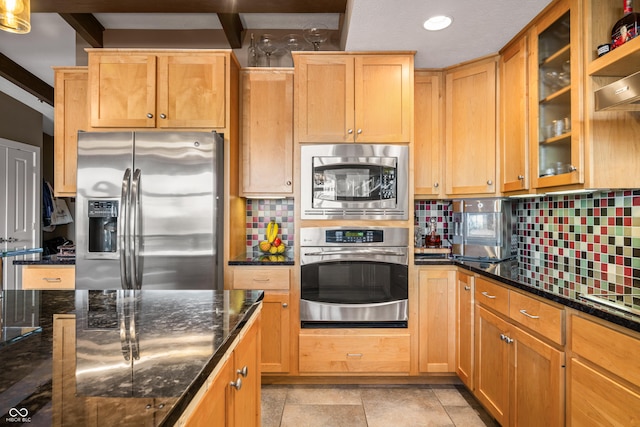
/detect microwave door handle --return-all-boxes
[119,169,132,290]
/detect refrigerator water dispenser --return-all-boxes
[88,200,119,253]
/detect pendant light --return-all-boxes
[0,0,30,34]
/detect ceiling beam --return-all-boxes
[59,13,105,48]
[0,53,54,106]
[31,0,347,13]
[217,13,243,48]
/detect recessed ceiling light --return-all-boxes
[423,15,452,31]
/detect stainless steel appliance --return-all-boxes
[76,131,224,290]
[300,226,409,328]
[451,198,516,261]
[300,144,409,220]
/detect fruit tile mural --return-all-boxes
[245,199,295,251]
[516,190,640,303]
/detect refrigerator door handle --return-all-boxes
[130,169,142,290]
[120,169,132,290]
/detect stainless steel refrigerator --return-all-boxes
[75,132,224,290]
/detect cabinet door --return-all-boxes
[456,271,474,390]
[54,67,87,197]
[414,71,444,197]
[510,325,564,427]
[295,55,354,143]
[53,314,85,426]
[445,59,497,196]
[157,54,226,128]
[240,69,294,196]
[232,314,261,427]
[354,55,412,143]
[186,356,233,427]
[475,306,509,426]
[418,269,456,373]
[261,292,290,373]
[89,53,157,128]
[500,35,529,193]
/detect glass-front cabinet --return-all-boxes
[530,0,583,189]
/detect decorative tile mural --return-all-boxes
[516,190,640,304]
[245,199,295,251]
[414,200,453,247]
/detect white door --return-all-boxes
[0,138,40,290]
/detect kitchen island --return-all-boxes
[0,289,262,426]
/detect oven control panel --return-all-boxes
[325,229,384,244]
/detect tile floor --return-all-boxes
[261,384,499,427]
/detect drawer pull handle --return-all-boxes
[464,286,471,291]
[252,278,271,282]
[42,277,62,283]
[481,291,496,299]
[519,309,540,319]
[346,353,363,358]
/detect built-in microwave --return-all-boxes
[300,144,409,220]
[451,198,517,261]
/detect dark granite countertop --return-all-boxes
[13,254,75,265]
[415,256,640,333]
[228,247,294,266]
[0,289,263,426]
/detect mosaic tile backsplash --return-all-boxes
[246,191,639,304]
[245,199,295,251]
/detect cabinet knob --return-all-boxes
[282,303,288,308]
[357,129,363,134]
[464,286,471,291]
[147,113,153,119]
[230,377,242,390]
[518,175,524,180]
[568,165,577,172]
[487,180,493,185]
[286,181,292,186]
[160,113,167,119]
[237,365,248,377]
[347,129,354,134]
[433,182,439,188]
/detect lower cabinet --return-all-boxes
[22,265,75,290]
[185,310,261,426]
[475,284,564,427]
[567,313,640,426]
[418,268,456,373]
[456,270,475,390]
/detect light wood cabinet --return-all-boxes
[240,68,293,196]
[414,71,444,197]
[418,268,456,373]
[294,53,413,143]
[230,267,291,374]
[456,270,474,390]
[53,67,88,197]
[499,35,529,193]
[88,50,227,129]
[474,278,565,427]
[567,313,640,426]
[445,57,498,197]
[184,309,261,427]
[22,265,75,290]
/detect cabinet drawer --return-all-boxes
[509,291,564,345]
[299,333,410,374]
[232,268,290,290]
[22,266,75,290]
[571,315,640,387]
[475,278,509,316]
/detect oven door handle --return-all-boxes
[302,249,407,257]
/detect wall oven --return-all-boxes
[300,227,409,328]
[300,144,409,220]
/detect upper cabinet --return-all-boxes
[500,35,529,193]
[53,67,88,197]
[445,57,498,197]
[240,69,294,196]
[529,0,583,189]
[88,50,228,129]
[294,53,413,143]
[414,71,444,198]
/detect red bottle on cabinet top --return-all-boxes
[612,0,640,49]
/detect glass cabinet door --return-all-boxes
[531,1,583,189]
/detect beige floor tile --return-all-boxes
[361,388,454,427]
[262,386,288,427]
[432,386,469,407]
[285,386,363,405]
[280,404,367,427]
[445,406,496,427]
